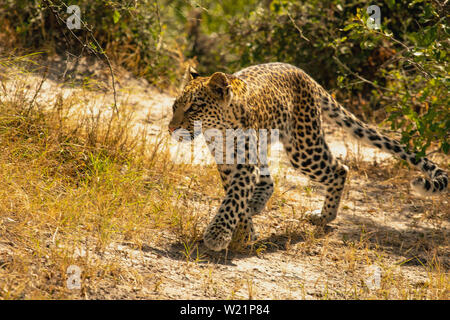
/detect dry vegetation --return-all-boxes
[0,55,448,300]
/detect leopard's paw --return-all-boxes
[305,209,328,226]
[203,224,233,252]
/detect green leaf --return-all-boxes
[342,23,360,31]
[113,10,121,24]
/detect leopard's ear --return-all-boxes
[180,66,199,91]
[207,72,231,99]
[188,66,199,80]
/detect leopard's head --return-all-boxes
[168,67,234,141]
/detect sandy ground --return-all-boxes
[127,90,448,300]
[1,55,448,299]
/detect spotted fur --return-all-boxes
[169,63,448,251]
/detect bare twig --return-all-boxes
[370,29,435,79]
[333,56,437,106]
[26,66,48,116]
[287,13,310,42]
[333,56,394,94]
[42,0,119,116]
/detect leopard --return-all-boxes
[168,62,448,252]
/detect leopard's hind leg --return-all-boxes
[282,126,348,225]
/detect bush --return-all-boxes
[0,0,180,86]
[335,0,449,155]
[217,0,449,155]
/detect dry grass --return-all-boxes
[0,55,212,298]
[0,55,448,300]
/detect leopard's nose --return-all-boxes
[168,126,177,133]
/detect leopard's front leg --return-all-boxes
[203,164,259,251]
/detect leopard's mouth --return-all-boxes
[169,127,200,142]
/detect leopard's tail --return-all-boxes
[320,93,447,196]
